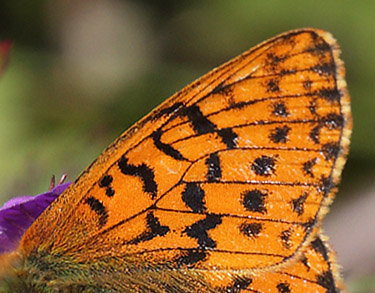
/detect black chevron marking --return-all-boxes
[127,212,170,245]
[152,129,187,161]
[184,214,222,249]
[118,155,158,199]
[85,196,108,227]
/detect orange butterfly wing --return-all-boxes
[17,28,350,291]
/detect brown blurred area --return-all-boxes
[0,1,374,291]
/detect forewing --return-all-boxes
[22,29,351,275]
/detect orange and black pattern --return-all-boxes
[6,29,351,292]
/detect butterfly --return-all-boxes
[0,28,351,292]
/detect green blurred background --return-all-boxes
[0,1,374,291]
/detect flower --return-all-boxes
[0,182,70,253]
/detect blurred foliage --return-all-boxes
[0,1,374,290]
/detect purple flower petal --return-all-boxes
[0,182,70,253]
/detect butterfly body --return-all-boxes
[0,28,351,292]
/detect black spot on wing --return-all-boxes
[218,127,238,149]
[241,189,267,214]
[99,175,112,187]
[251,155,276,177]
[239,222,262,239]
[118,155,158,199]
[267,79,280,92]
[184,214,222,249]
[127,212,169,245]
[85,197,108,227]
[205,152,221,182]
[267,52,284,67]
[318,175,332,194]
[105,188,115,197]
[322,142,340,161]
[272,102,289,117]
[99,175,115,197]
[291,193,308,216]
[152,129,186,161]
[317,88,341,102]
[280,228,293,249]
[323,113,344,129]
[303,158,317,178]
[269,125,291,143]
[182,183,206,213]
[277,282,291,293]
